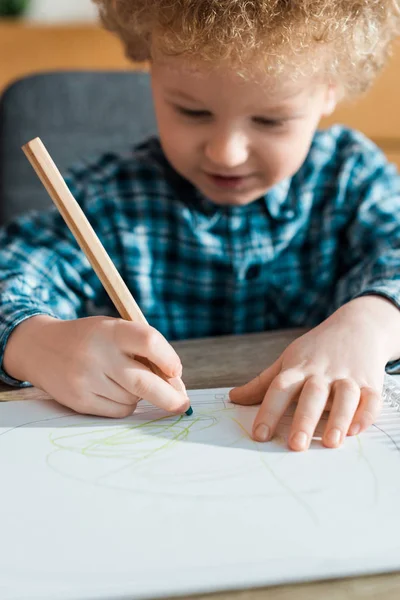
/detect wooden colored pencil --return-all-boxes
[22,137,192,416]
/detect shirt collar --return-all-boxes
[183,180,302,233]
[262,177,296,221]
[190,177,296,220]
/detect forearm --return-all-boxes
[0,208,99,340]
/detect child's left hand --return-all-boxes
[230,297,399,451]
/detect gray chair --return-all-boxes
[0,71,157,225]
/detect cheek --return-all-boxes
[153,100,187,153]
[258,142,294,180]
[158,119,199,169]
[161,128,194,167]
[265,133,313,179]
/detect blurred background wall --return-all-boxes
[26,0,97,22]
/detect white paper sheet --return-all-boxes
[1,386,400,600]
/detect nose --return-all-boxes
[204,130,249,170]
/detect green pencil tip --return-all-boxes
[185,405,193,416]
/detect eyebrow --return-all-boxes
[165,89,202,103]
[164,88,304,116]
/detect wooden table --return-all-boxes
[1,328,400,600]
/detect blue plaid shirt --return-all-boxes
[1,125,400,386]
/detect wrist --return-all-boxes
[3,315,60,384]
[334,295,400,362]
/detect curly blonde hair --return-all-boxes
[93,0,400,97]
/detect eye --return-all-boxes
[253,117,286,128]
[175,107,211,118]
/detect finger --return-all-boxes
[252,369,305,442]
[288,376,330,451]
[111,355,190,413]
[94,374,141,406]
[229,358,282,406]
[322,379,360,448]
[348,386,382,436]
[94,394,140,417]
[115,321,183,379]
[63,392,137,419]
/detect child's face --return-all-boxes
[151,53,337,206]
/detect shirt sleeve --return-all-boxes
[330,145,400,373]
[0,172,111,387]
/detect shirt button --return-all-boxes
[245,264,261,280]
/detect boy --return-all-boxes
[1,0,400,452]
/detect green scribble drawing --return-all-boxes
[45,404,316,524]
[47,408,257,487]
[43,391,381,526]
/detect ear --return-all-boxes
[321,84,338,117]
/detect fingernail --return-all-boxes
[291,431,308,451]
[229,388,238,402]
[326,428,341,446]
[349,423,361,436]
[254,424,270,442]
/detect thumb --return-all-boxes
[229,358,281,406]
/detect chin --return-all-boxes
[205,188,269,207]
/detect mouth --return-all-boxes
[205,172,252,189]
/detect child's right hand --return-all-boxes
[3,315,190,418]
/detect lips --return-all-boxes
[206,173,250,189]
[207,172,250,178]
